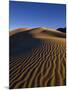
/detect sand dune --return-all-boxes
[9,27,66,89]
[9,28,31,36]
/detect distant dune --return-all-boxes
[57,27,66,33]
[9,27,66,89]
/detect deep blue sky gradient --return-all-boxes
[9,1,66,30]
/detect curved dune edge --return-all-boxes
[9,27,66,89]
[9,28,32,36]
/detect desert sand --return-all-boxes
[9,27,66,89]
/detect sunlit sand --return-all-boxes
[9,27,66,89]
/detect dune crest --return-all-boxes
[10,28,31,36]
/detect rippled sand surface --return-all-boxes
[9,28,66,89]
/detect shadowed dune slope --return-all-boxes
[9,28,66,89]
[9,28,31,36]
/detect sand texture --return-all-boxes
[9,28,66,89]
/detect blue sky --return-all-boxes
[9,1,66,30]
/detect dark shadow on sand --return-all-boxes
[10,31,42,57]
